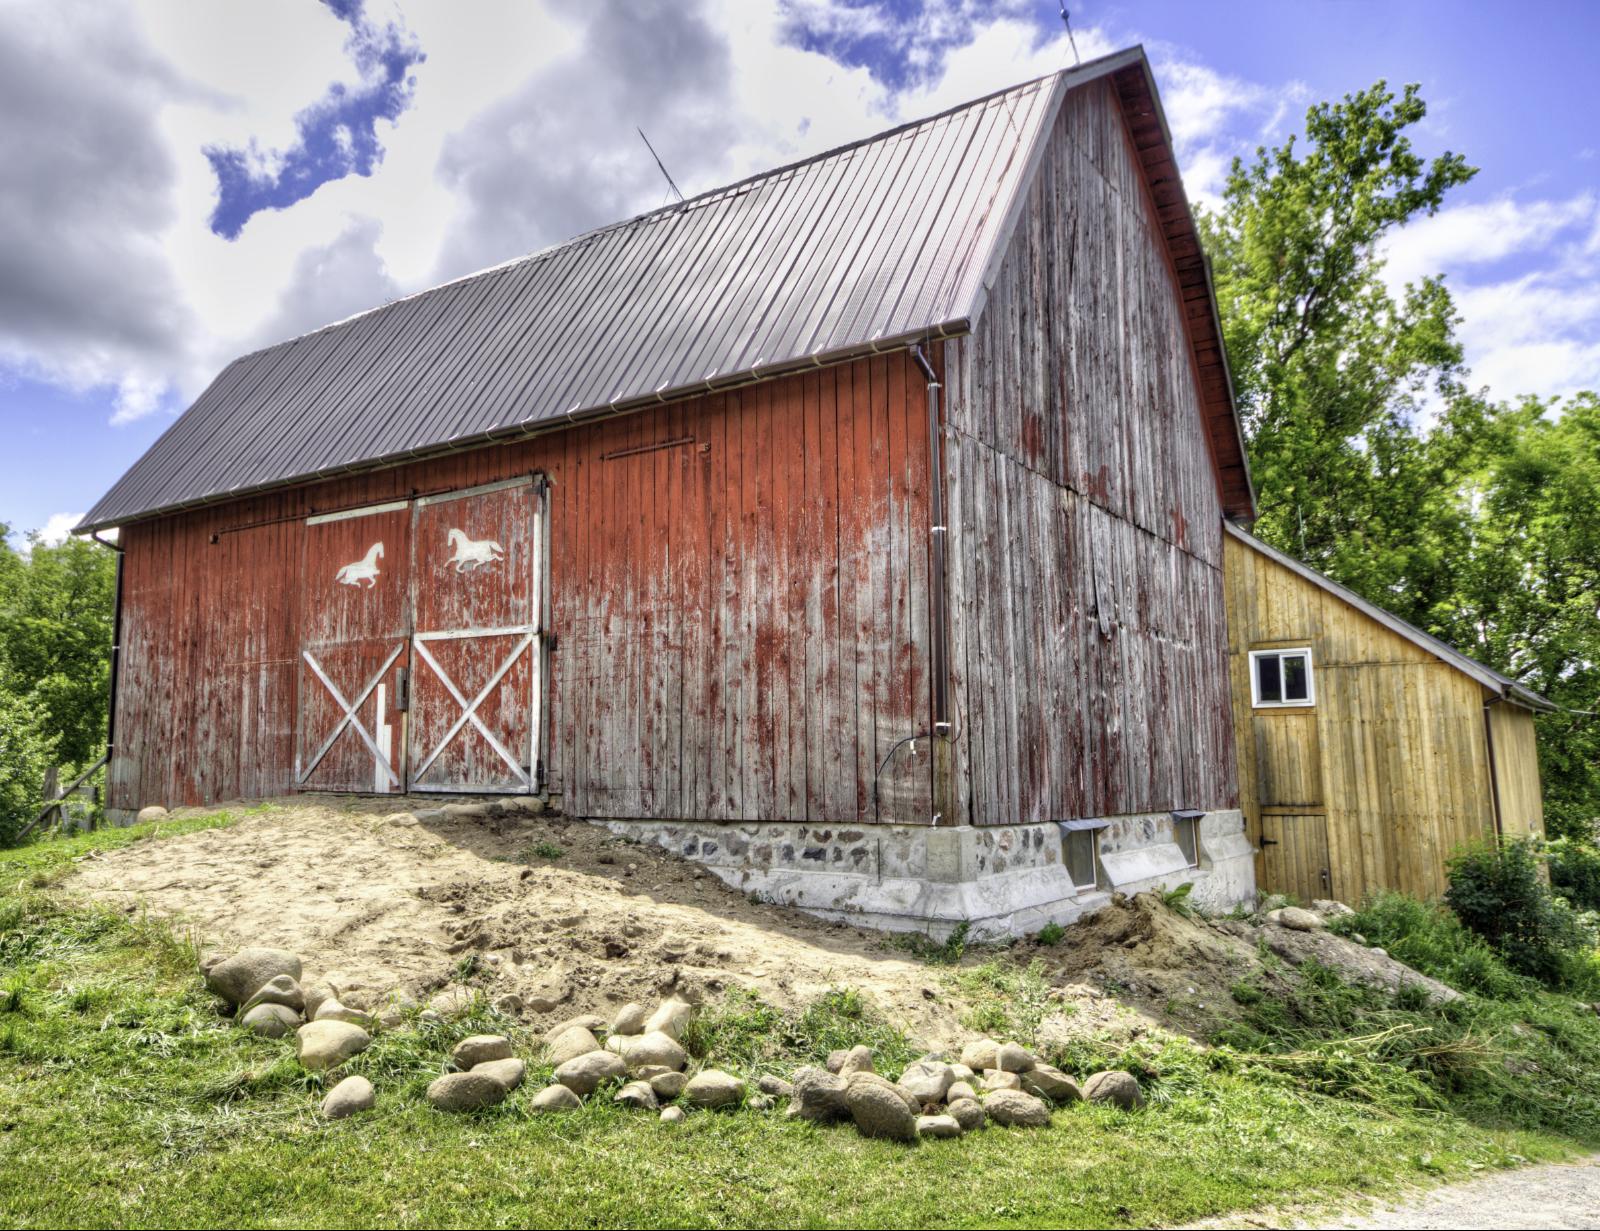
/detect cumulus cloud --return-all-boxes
[0,0,197,412]
[249,215,403,350]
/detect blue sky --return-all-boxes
[2,0,1597,544]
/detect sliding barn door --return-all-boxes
[295,501,413,793]
[409,476,549,793]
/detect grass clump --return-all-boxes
[949,958,1053,1047]
[1036,921,1064,946]
[683,984,917,1080]
[528,842,565,861]
[890,919,972,965]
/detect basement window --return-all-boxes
[1060,819,1108,893]
[1173,810,1203,868]
[1249,647,1315,708]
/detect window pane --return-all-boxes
[1174,816,1198,866]
[1283,654,1308,700]
[1257,654,1281,702]
[1066,829,1098,891]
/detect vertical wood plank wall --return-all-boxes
[1224,532,1523,901]
[942,76,1237,826]
[108,352,935,827]
[1488,704,1547,838]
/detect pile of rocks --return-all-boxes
[425,1034,531,1111]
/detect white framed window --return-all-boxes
[1249,647,1315,708]
[1060,819,1107,892]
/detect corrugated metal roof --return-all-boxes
[80,47,1210,531]
[1223,522,1555,712]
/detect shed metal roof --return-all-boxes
[81,46,1251,531]
[1223,521,1555,713]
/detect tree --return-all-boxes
[1197,81,1480,626]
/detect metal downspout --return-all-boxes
[911,344,952,824]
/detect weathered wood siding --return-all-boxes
[1488,703,1546,839]
[1223,532,1529,902]
[108,352,935,825]
[941,76,1237,826]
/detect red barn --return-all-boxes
[80,48,1258,932]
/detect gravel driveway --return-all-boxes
[1310,1155,1600,1229]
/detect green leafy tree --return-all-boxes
[1197,81,1480,625]
[0,660,57,844]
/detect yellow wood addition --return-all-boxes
[1224,525,1548,905]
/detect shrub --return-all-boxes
[1548,838,1600,914]
[1036,921,1064,946]
[0,683,57,846]
[1325,890,1530,1000]
[1444,837,1592,983]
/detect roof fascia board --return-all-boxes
[76,319,971,535]
[1223,520,1553,708]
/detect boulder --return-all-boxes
[980,1070,1021,1092]
[836,1045,875,1077]
[825,1049,849,1074]
[1021,1065,1082,1103]
[427,1072,507,1112]
[544,1014,608,1042]
[787,1065,849,1122]
[471,1058,526,1091]
[995,1041,1037,1073]
[949,1063,976,1083]
[649,1071,687,1100]
[613,1002,649,1036]
[659,1106,686,1124]
[314,1001,374,1029]
[429,988,475,1017]
[959,1039,1000,1072]
[296,1021,371,1070]
[555,1050,627,1096]
[495,993,524,1016]
[526,996,560,1014]
[527,1084,582,1112]
[946,1080,978,1104]
[546,1027,601,1067]
[946,1097,986,1132]
[898,1058,956,1102]
[321,1075,375,1119]
[916,1114,963,1139]
[206,949,303,1006]
[846,1072,920,1115]
[302,982,338,1020]
[757,1075,793,1098]
[377,1011,406,1031]
[452,1035,513,1069]
[624,1030,687,1072]
[136,805,168,824]
[1278,907,1323,932]
[1083,1070,1144,1110]
[644,999,692,1042]
[604,1034,632,1055]
[684,1070,745,1110]
[845,1080,917,1140]
[614,1080,658,1110]
[984,1089,1050,1128]
[241,1003,300,1038]
[245,974,305,1014]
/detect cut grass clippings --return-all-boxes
[0,819,1589,1229]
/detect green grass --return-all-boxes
[0,825,1590,1227]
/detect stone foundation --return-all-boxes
[595,808,1254,937]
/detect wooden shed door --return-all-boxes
[295,501,413,793]
[1261,812,1333,905]
[409,476,548,793]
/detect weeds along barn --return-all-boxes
[79,48,1260,934]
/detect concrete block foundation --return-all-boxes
[595,809,1255,937]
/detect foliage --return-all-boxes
[1324,890,1532,1000]
[1036,921,1064,946]
[1548,839,1600,914]
[1443,838,1596,985]
[948,958,1053,1047]
[681,983,917,1081]
[0,670,57,846]
[1160,881,1196,919]
[890,918,971,965]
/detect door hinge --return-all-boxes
[541,630,559,653]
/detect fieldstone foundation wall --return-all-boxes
[596,809,1254,937]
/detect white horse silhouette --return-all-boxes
[446,528,504,572]
[335,542,384,588]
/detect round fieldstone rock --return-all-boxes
[296,1021,371,1070]
[207,949,303,1006]
[984,1088,1050,1127]
[1279,907,1323,932]
[757,1075,793,1098]
[649,1070,687,1100]
[788,1065,849,1121]
[544,1014,608,1041]
[835,1045,875,1077]
[659,1106,686,1124]
[528,1084,582,1112]
[314,1001,374,1029]
[946,1079,978,1104]
[1083,1070,1145,1110]
[644,999,692,1042]
[845,1080,917,1140]
[995,1041,1037,1073]
[947,1097,986,1132]
[916,1113,963,1138]
[302,982,338,1020]
[426,1072,507,1112]
[555,1050,627,1096]
[684,1070,745,1110]
[899,1058,956,1102]
[612,1002,649,1036]
[471,1058,526,1090]
[429,988,475,1017]
[624,1030,687,1072]
[245,974,305,1014]
[846,1072,920,1115]
[1021,1065,1083,1102]
[981,1070,1021,1092]
[136,805,168,824]
[321,1075,374,1119]
[949,1063,976,1082]
[547,1027,601,1067]
[452,1034,513,1068]
[959,1038,1000,1072]
[825,1049,849,1074]
[242,1003,300,1038]
[614,1080,658,1110]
